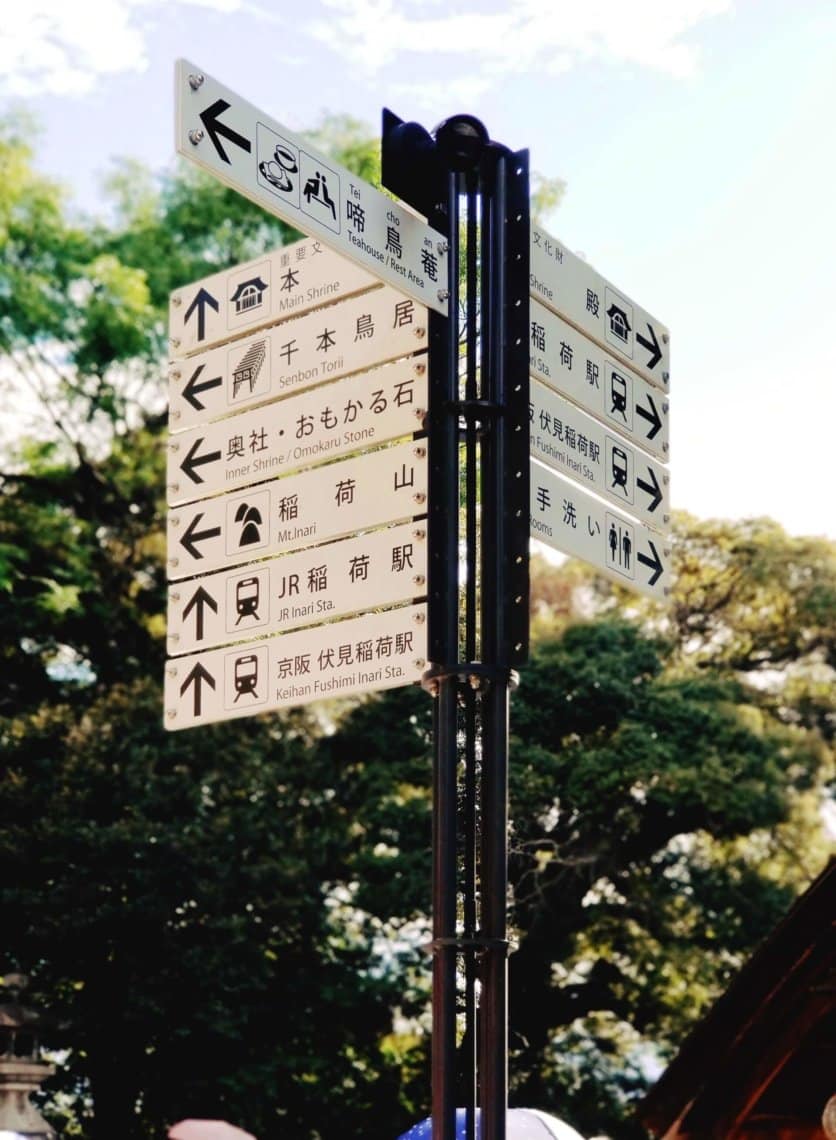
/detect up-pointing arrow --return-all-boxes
[184,287,220,343]
[180,661,216,718]
[182,585,218,642]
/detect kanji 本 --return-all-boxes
[335,479,356,505]
[391,543,413,571]
[531,321,546,352]
[227,435,245,460]
[355,314,374,341]
[536,486,551,512]
[317,328,336,353]
[421,248,438,281]
[563,499,577,528]
[386,226,403,259]
[278,494,299,521]
[346,201,365,232]
[308,565,327,592]
[393,299,414,327]
[280,268,300,292]
[349,554,369,583]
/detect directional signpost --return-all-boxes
[175,60,449,315]
[169,235,381,357]
[166,57,676,1140]
[530,222,669,391]
[529,220,672,600]
[168,354,427,504]
[170,284,427,430]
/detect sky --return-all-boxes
[2,0,835,539]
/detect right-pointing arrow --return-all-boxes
[180,661,216,718]
[636,467,663,513]
[636,323,662,370]
[182,585,218,641]
[637,541,664,586]
[635,393,663,441]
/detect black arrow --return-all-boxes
[180,661,216,718]
[635,393,663,440]
[636,323,662,370]
[180,437,222,485]
[638,541,665,586]
[199,99,252,165]
[182,364,223,412]
[180,513,221,560]
[637,466,663,513]
[183,287,219,343]
[182,585,218,642]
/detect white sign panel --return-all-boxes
[165,602,427,730]
[530,380,669,532]
[530,459,671,603]
[168,521,428,656]
[529,299,669,461]
[170,284,427,431]
[176,60,448,315]
[167,355,427,505]
[169,235,379,358]
[530,223,670,392]
[168,439,428,581]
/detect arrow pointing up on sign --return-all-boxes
[180,661,216,718]
[182,585,218,641]
[182,364,223,412]
[199,98,252,165]
[180,437,222,484]
[636,323,662,371]
[637,541,665,586]
[184,287,219,342]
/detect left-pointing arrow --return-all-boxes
[199,98,252,165]
[180,437,222,484]
[636,466,663,513]
[182,364,223,412]
[637,540,665,586]
[179,513,222,560]
[180,661,216,718]
[184,287,220,342]
[182,585,218,641]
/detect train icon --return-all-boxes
[233,654,259,701]
[235,576,261,624]
[611,446,629,494]
[610,370,628,421]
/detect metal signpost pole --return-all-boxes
[383,112,530,1140]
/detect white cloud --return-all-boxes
[308,0,734,82]
[0,0,245,97]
